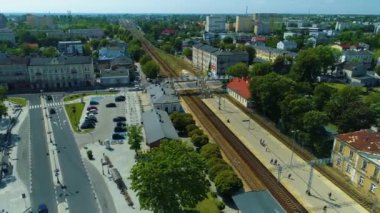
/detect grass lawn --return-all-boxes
[156,49,196,76]
[195,192,221,213]
[7,97,28,107]
[64,102,86,133]
[64,91,117,102]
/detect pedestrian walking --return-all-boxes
[274,159,277,165]
[270,159,273,164]
[328,192,332,199]
[323,205,327,211]
[265,147,269,152]
[288,173,292,179]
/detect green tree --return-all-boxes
[0,103,7,118]
[139,54,152,65]
[185,124,198,135]
[226,62,249,77]
[290,48,322,82]
[142,61,160,79]
[313,84,336,111]
[222,36,233,44]
[302,111,330,155]
[272,55,293,75]
[191,134,209,148]
[336,102,375,133]
[200,144,221,159]
[183,47,192,58]
[83,43,92,56]
[250,62,273,76]
[280,96,314,131]
[128,44,145,62]
[214,170,243,197]
[208,163,231,181]
[246,46,256,64]
[206,157,226,169]
[128,125,143,154]
[324,86,362,121]
[315,46,340,75]
[170,112,195,135]
[41,47,59,57]
[130,140,209,212]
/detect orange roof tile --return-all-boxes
[337,130,380,154]
[227,77,251,100]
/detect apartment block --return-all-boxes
[235,16,253,33]
[205,15,226,33]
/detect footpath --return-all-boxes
[203,97,367,213]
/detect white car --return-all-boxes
[107,88,118,92]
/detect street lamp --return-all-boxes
[290,130,299,166]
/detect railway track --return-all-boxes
[124,23,307,212]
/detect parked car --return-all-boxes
[115,96,126,102]
[86,112,96,116]
[106,103,117,108]
[38,203,49,213]
[112,134,125,140]
[113,116,126,122]
[114,126,127,132]
[87,106,98,111]
[107,88,117,92]
[46,95,53,101]
[85,116,97,122]
[81,122,95,129]
[49,108,56,114]
[90,101,99,105]
[116,122,126,127]
[89,109,98,114]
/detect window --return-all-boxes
[346,164,352,173]
[339,143,344,153]
[358,176,364,186]
[373,167,379,179]
[370,183,377,193]
[336,158,341,166]
[349,150,354,160]
[362,160,368,171]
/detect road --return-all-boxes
[49,94,99,213]
[27,94,58,213]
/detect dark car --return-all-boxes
[113,116,126,122]
[115,96,126,102]
[90,101,99,105]
[112,134,125,140]
[49,108,56,114]
[116,122,126,127]
[46,95,53,101]
[81,122,95,129]
[114,126,127,132]
[38,203,49,213]
[87,106,98,111]
[106,103,117,108]
[85,116,97,122]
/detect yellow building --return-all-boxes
[331,129,380,199]
[235,16,253,33]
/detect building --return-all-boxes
[232,190,285,213]
[283,32,299,40]
[100,57,133,86]
[0,29,15,43]
[146,81,182,113]
[28,56,95,89]
[235,16,253,33]
[98,40,128,72]
[277,40,297,51]
[68,28,104,39]
[341,50,373,69]
[192,44,248,75]
[0,14,7,29]
[253,45,297,62]
[58,41,84,56]
[142,109,179,148]
[335,22,351,31]
[205,15,226,33]
[253,13,282,35]
[0,53,30,89]
[25,14,54,29]
[331,129,380,199]
[227,78,251,107]
[343,63,378,87]
[375,23,380,34]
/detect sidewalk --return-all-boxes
[0,102,31,213]
[203,97,367,213]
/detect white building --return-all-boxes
[28,56,95,89]
[277,40,297,51]
[206,15,226,33]
[335,22,351,31]
[100,57,133,86]
[146,81,182,113]
[58,41,83,55]
[226,77,251,108]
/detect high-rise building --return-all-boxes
[0,14,7,29]
[253,13,282,35]
[205,15,226,33]
[26,14,54,29]
[235,16,253,32]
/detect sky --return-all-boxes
[0,0,379,15]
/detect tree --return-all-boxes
[272,55,293,75]
[83,43,92,56]
[200,144,221,159]
[208,163,231,181]
[315,46,340,75]
[280,96,314,132]
[0,103,7,118]
[206,157,226,169]
[226,62,249,77]
[191,134,209,148]
[313,84,336,111]
[335,102,375,133]
[324,86,362,121]
[189,129,203,137]
[250,62,273,76]
[142,61,160,79]
[128,44,145,62]
[302,111,330,155]
[246,46,256,64]
[222,36,233,44]
[185,124,198,135]
[170,112,195,135]
[41,47,59,57]
[290,48,322,82]
[183,47,192,58]
[130,140,209,212]
[128,125,143,154]
[214,170,243,197]
[139,54,152,65]
[376,65,380,76]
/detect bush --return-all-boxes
[170,112,195,135]
[139,54,152,65]
[208,163,231,181]
[200,144,221,159]
[206,157,225,169]
[214,170,243,197]
[210,191,217,198]
[185,124,198,135]
[191,134,209,148]
[216,200,225,210]
[189,129,203,138]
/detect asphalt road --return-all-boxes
[49,94,99,213]
[27,94,58,213]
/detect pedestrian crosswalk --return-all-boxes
[28,102,65,110]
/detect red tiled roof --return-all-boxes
[227,77,251,100]
[161,28,176,35]
[252,36,267,42]
[337,130,380,154]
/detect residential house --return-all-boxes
[142,109,179,148]
[146,81,182,113]
[0,53,30,89]
[28,56,95,89]
[283,32,300,40]
[227,78,251,107]
[58,41,83,56]
[161,28,176,36]
[331,129,380,199]
[343,63,378,87]
[277,40,297,51]
[0,29,15,43]
[68,28,104,39]
[341,50,373,69]
[253,45,297,62]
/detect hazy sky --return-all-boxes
[0,0,379,14]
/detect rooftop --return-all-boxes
[232,190,285,213]
[147,81,179,104]
[227,77,251,99]
[193,44,219,53]
[252,45,297,57]
[29,56,92,66]
[336,130,380,155]
[0,53,29,65]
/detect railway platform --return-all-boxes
[203,97,368,213]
